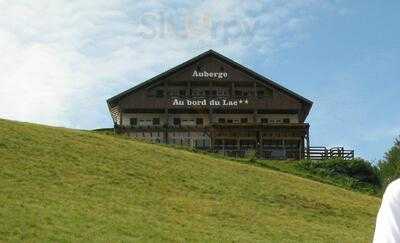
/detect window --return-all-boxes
[205,90,210,96]
[227,119,233,124]
[156,90,164,98]
[169,90,179,96]
[173,118,181,126]
[179,90,186,96]
[196,118,203,126]
[146,91,154,97]
[139,119,152,126]
[283,118,290,124]
[192,89,203,96]
[130,118,137,126]
[261,118,269,124]
[271,119,282,124]
[241,118,248,124]
[218,118,226,124]
[257,90,264,98]
[153,118,160,125]
[217,89,226,96]
[265,88,274,97]
[235,90,242,96]
[212,90,217,96]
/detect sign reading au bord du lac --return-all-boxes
[172,98,249,107]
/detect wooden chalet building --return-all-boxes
[107,50,313,160]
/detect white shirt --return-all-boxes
[374,179,400,243]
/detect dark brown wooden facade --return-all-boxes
[107,50,313,160]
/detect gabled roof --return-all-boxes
[107,50,313,107]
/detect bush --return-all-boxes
[246,149,257,163]
[378,136,400,187]
[297,158,381,193]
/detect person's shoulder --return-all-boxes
[384,179,400,200]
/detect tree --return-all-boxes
[378,136,400,187]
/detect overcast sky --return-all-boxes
[0,0,399,161]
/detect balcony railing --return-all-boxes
[116,122,308,129]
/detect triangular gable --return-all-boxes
[107,50,313,120]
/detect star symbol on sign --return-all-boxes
[244,99,249,104]
[239,99,243,104]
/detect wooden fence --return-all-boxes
[195,145,354,160]
[305,146,354,160]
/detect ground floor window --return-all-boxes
[130,118,137,126]
[153,118,160,125]
[173,118,181,126]
[196,118,203,125]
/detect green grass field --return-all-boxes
[0,119,380,242]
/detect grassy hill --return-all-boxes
[0,119,380,242]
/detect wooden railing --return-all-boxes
[196,145,301,160]
[195,145,354,160]
[305,146,354,160]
